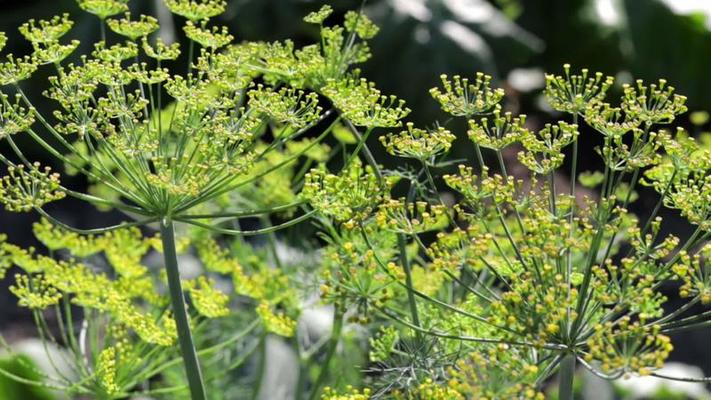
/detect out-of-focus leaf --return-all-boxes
[0,355,54,400]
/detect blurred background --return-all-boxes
[2,0,711,398]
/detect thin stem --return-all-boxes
[177,201,304,220]
[651,372,711,383]
[34,207,157,235]
[377,306,566,350]
[100,20,106,41]
[567,114,579,339]
[399,233,421,329]
[344,127,374,169]
[473,142,485,169]
[173,116,338,214]
[250,334,266,400]
[652,296,700,326]
[135,319,259,383]
[177,210,315,236]
[187,40,195,74]
[345,120,383,181]
[359,225,522,335]
[662,319,711,334]
[577,356,623,380]
[558,354,576,400]
[536,355,564,385]
[307,306,345,400]
[160,218,207,400]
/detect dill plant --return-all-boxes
[306,64,711,398]
[0,2,384,399]
[3,0,711,399]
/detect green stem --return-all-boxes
[567,114,579,339]
[345,120,383,181]
[177,201,304,220]
[558,354,575,400]
[307,306,345,400]
[250,334,267,400]
[295,346,308,400]
[177,210,315,236]
[100,20,106,42]
[160,219,207,400]
[399,233,421,329]
[344,127,374,169]
[558,354,576,400]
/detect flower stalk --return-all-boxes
[160,218,207,400]
[558,354,576,400]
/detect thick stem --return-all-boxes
[160,219,207,400]
[558,354,576,400]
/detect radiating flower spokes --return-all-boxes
[622,78,688,126]
[584,101,640,138]
[430,72,504,117]
[19,14,74,44]
[322,77,410,128]
[107,12,159,40]
[467,106,527,151]
[545,64,614,115]
[380,122,456,162]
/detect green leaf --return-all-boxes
[0,355,55,400]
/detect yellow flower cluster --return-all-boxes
[375,199,448,235]
[2,226,179,345]
[189,276,230,318]
[544,64,614,115]
[0,55,37,86]
[107,13,159,40]
[343,11,380,40]
[10,274,62,309]
[517,122,579,174]
[468,106,526,151]
[0,163,65,212]
[380,123,456,161]
[183,21,233,50]
[304,5,333,25]
[195,235,299,336]
[622,79,688,126]
[303,162,386,227]
[392,379,464,400]
[322,78,410,128]
[430,73,504,117]
[77,0,129,20]
[673,248,711,304]
[448,346,543,400]
[96,346,120,396]
[19,14,73,44]
[321,386,371,400]
[319,231,397,322]
[248,85,322,129]
[256,302,297,337]
[164,0,226,22]
[0,94,35,139]
[585,319,673,376]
